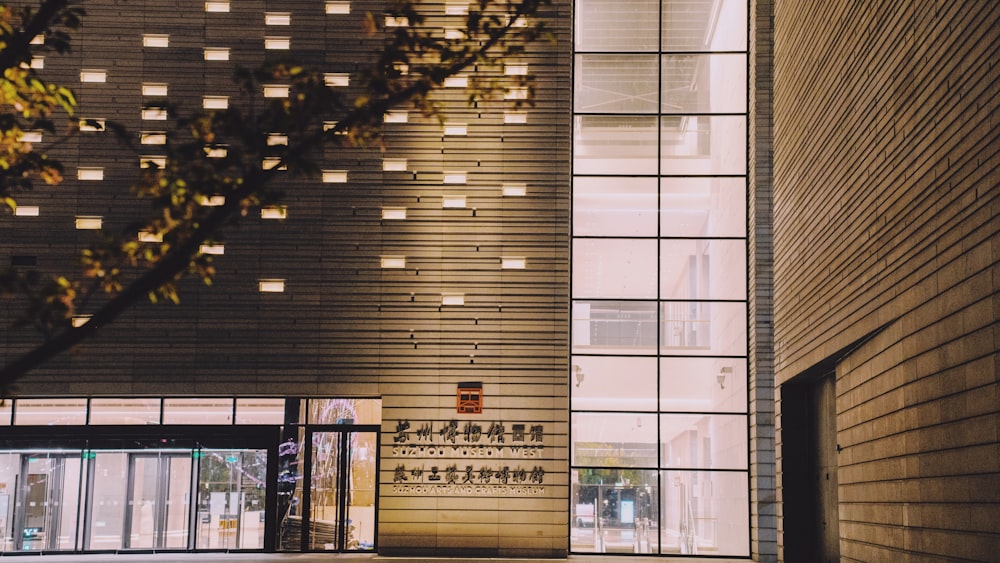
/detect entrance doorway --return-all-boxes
[12,454,82,551]
[124,453,193,549]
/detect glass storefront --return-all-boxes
[571,0,750,556]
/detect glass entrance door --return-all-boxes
[12,454,83,551]
[195,449,267,549]
[124,453,192,549]
[305,431,376,551]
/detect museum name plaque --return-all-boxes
[388,419,548,496]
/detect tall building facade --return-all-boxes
[0,0,770,559]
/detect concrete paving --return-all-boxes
[0,553,749,562]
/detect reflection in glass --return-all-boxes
[571,468,659,554]
[660,301,747,356]
[571,356,657,412]
[660,115,747,175]
[89,398,160,425]
[575,0,659,52]
[661,54,747,114]
[196,449,267,549]
[662,0,748,51]
[574,177,658,237]
[307,399,381,425]
[659,239,747,300]
[88,452,128,550]
[163,398,233,425]
[659,414,748,469]
[574,115,658,175]
[14,454,82,551]
[235,398,286,425]
[661,177,746,238]
[14,398,87,426]
[660,470,748,555]
[126,454,191,549]
[573,239,658,299]
[575,55,659,113]
[660,357,748,413]
[572,412,658,467]
[572,301,657,354]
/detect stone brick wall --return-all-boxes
[773,1,999,560]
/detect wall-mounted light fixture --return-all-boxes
[573,365,585,387]
[718,366,733,389]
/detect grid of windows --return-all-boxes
[571,0,750,556]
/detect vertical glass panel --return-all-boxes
[307,399,381,425]
[659,239,747,300]
[309,432,342,550]
[162,398,233,424]
[575,55,659,113]
[126,454,191,549]
[571,356,657,411]
[16,454,82,551]
[660,414,748,469]
[235,398,286,424]
[571,412,658,467]
[660,470,749,556]
[574,177,658,237]
[571,468,659,553]
[662,0,748,51]
[0,452,17,551]
[346,432,377,550]
[575,0,659,52]
[277,427,305,551]
[162,456,192,548]
[14,398,87,425]
[0,400,11,425]
[127,456,159,548]
[572,301,658,355]
[89,452,128,550]
[89,398,161,425]
[196,449,267,550]
[661,54,748,114]
[573,239,658,299]
[660,357,748,413]
[661,177,746,238]
[660,115,747,175]
[661,301,747,356]
[574,115,658,175]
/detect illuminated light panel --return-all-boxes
[385,16,409,27]
[267,134,288,146]
[324,73,350,87]
[326,2,350,14]
[141,108,168,120]
[200,244,225,255]
[501,256,526,269]
[142,34,169,48]
[385,111,408,123]
[382,207,407,220]
[444,123,467,136]
[444,76,468,88]
[75,216,103,230]
[80,69,106,83]
[264,36,290,50]
[505,63,528,76]
[441,293,466,306]
[445,2,469,15]
[142,83,168,96]
[263,85,289,98]
[14,206,39,217]
[445,29,464,40]
[380,256,406,269]
[140,132,167,145]
[79,118,106,131]
[322,170,348,183]
[206,147,228,158]
[77,167,104,181]
[203,96,229,109]
[505,87,529,100]
[29,56,44,69]
[204,48,230,61]
[138,231,163,243]
[383,159,407,172]
[265,12,291,25]
[29,34,44,45]
[200,195,226,206]
[140,156,167,168]
[21,131,42,143]
[258,279,285,293]
[205,1,230,12]
[504,112,527,124]
[443,172,467,184]
[71,315,91,328]
[502,183,527,196]
[323,121,340,131]
[442,195,467,208]
[262,157,286,170]
[261,206,287,219]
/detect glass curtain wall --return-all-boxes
[571,0,749,556]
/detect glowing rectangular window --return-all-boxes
[204,47,230,61]
[140,156,166,168]
[14,398,87,426]
[80,69,106,82]
[501,256,526,269]
[258,279,285,293]
[142,34,169,48]
[206,147,228,158]
[444,76,468,88]
[506,87,529,100]
[263,157,285,170]
[29,56,44,69]
[443,171,467,184]
[502,183,527,196]
[445,2,469,15]
[14,206,39,217]
[89,398,161,425]
[138,231,163,243]
[385,16,409,27]
[163,398,234,424]
[265,12,291,25]
[200,244,225,255]
[326,1,350,15]
[142,83,168,96]
[322,170,348,183]
[324,73,350,87]
[382,207,407,220]
[29,34,44,45]
[266,134,288,146]
[323,121,339,131]
[263,85,289,98]
[235,398,286,424]
[75,216,103,230]
[380,257,406,269]
[265,37,290,50]
[79,118,106,131]
[141,108,167,120]
[205,1,229,12]
[140,131,166,145]
[203,96,229,109]
[21,131,42,143]
[261,206,287,219]
[199,195,226,206]
[504,111,527,124]
[444,123,467,136]
[443,195,467,208]
[505,63,528,75]
[385,111,408,123]
[442,293,465,306]
[77,167,104,181]
[71,315,91,328]
[383,159,407,172]
[445,29,464,40]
